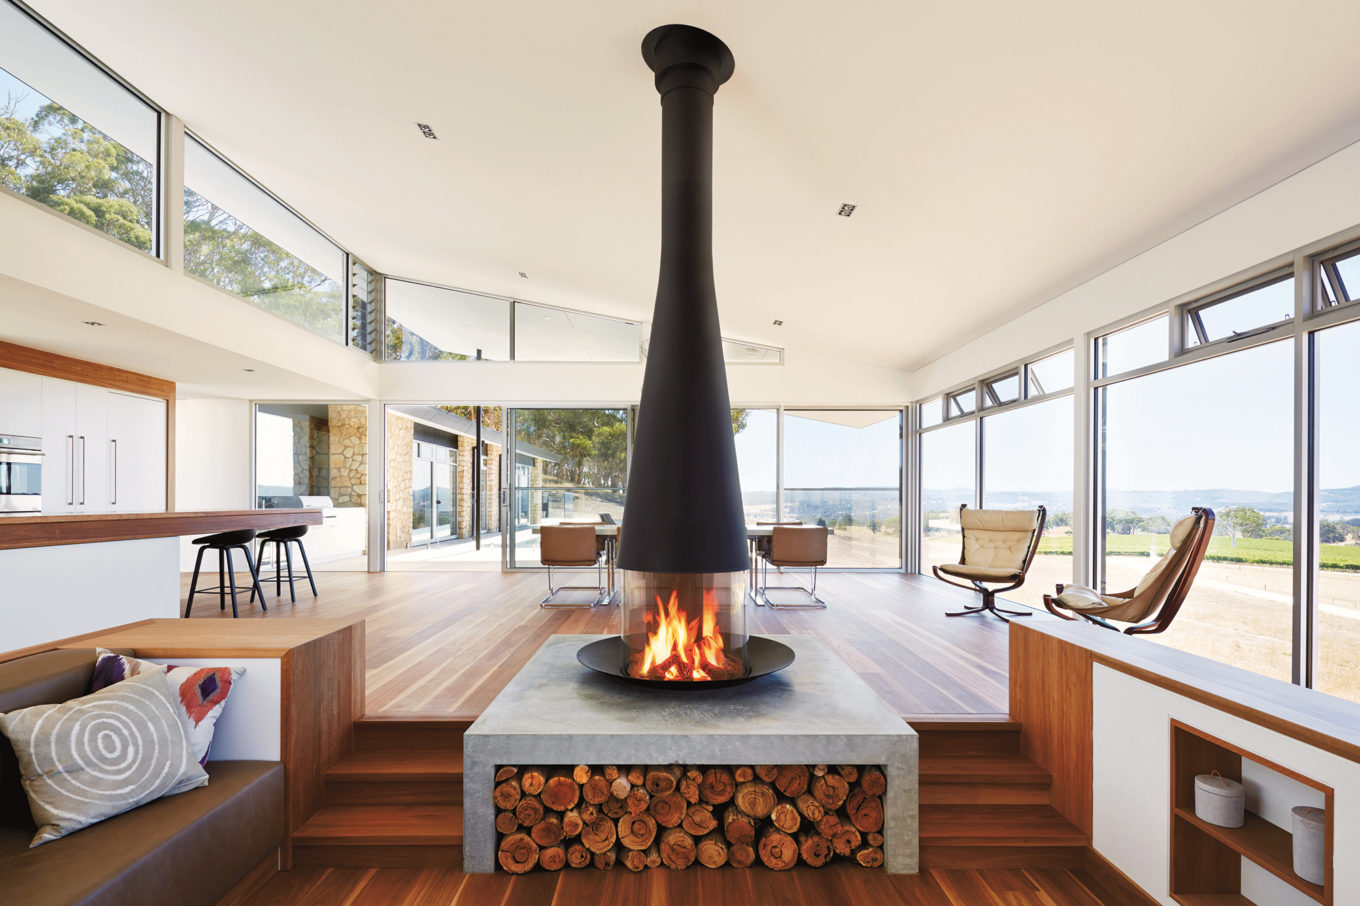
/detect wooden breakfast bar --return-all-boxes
[0,509,322,653]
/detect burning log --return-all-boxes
[542,774,581,812]
[770,801,801,835]
[618,812,658,851]
[625,787,651,815]
[494,766,518,783]
[530,815,564,847]
[521,768,546,796]
[539,844,566,871]
[622,848,648,872]
[645,764,681,795]
[845,789,884,834]
[649,790,686,828]
[811,772,849,812]
[498,832,538,874]
[572,764,593,785]
[566,843,591,869]
[696,831,728,868]
[854,845,884,868]
[860,766,886,797]
[728,842,755,868]
[515,795,544,828]
[580,775,610,806]
[493,778,521,811]
[495,811,518,835]
[659,827,696,869]
[682,804,717,837]
[699,768,735,804]
[734,781,776,819]
[757,827,798,871]
[830,820,862,858]
[774,764,809,798]
[581,814,617,853]
[561,808,583,838]
[592,846,617,870]
[722,804,755,846]
[794,792,824,823]
[797,830,832,867]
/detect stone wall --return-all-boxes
[455,436,502,537]
[387,412,414,550]
[327,404,368,508]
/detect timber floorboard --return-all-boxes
[249,864,1134,905]
[183,570,1030,717]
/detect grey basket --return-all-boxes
[1194,772,1244,828]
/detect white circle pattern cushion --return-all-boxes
[0,667,208,847]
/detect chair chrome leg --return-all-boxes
[540,562,609,609]
[760,563,829,609]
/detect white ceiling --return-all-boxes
[28,0,1360,372]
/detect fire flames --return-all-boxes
[631,587,742,681]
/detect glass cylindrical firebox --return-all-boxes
[620,570,748,681]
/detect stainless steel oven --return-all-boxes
[0,434,43,515]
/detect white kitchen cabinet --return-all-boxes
[41,377,77,514]
[107,392,166,512]
[74,383,109,511]
[0,367,43,438]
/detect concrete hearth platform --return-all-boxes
[463,633,918,873]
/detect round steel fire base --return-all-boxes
[576,635,795,689]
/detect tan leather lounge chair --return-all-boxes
[932,505,1046,621]
[1044,507,1215,633]
[539,524,608,608]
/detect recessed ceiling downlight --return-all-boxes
[416,122,438,139]
[81,320,105,326]
[838,203,856,217]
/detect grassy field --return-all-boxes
[1036,532,1360,571]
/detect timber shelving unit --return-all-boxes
[1169,720,1333,905]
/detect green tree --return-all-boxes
[1219,506,1266,548]
[730,408,749,434]
[1320,520,1348,544]
[514,409,629,487]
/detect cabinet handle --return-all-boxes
[66,435,74,505]
[110,439,117,506]
[78,435,86,506]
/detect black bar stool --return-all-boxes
[251,525,318,604]
[185,529,266,618]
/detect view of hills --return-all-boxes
[925,486,1360,519]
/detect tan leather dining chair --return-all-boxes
[757,525,829,609]
[539,524,607,608]
[932,505,1046,621]
[1044,507,1214,634]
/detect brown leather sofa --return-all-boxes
[0,649,285,906]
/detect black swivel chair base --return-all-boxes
[945,589,1032,622]
[185,529,266,619]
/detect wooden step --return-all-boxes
[913,724,1022,757]
[919,804,1088,868]
[919,752,1051,805]
[291,804,462,868]
[323,748,463,805]
[352,716,471,752]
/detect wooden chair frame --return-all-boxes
[932,504,1047,622]
[1042,507,1215,634]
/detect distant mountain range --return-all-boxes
[924,486,1360,518]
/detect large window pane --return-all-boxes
[921,422,975,574]
[254,403,368,570]
[184,138,345,340]
[0,3,156,252]
[385,280,509,361]
[1315,319,1360,704]
[514,302,640,361]
[1097,314,1168,378]
[733,408,776,522]
[1099,341,1293,679]
[510,408,629,567]
[783,410,901,567]
[982,396,1074,608]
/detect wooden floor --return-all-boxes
[249,863,1142,905]
[183,570,1024,718]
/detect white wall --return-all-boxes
[1093,665,1360,906]
[911,137,1360,398]
[142,656,281,761]
[175,397,253,569]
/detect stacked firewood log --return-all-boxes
[494,763,885,873]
